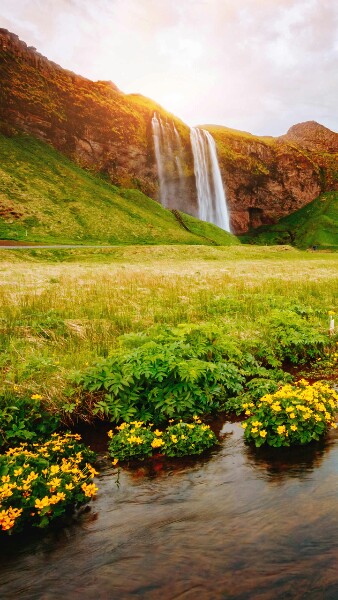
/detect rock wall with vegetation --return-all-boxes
[0,28,196,209]
[0,28,337,234]
[205,123,338,233]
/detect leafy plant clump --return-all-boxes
[76,317,332,427]
[0,433,97,534]
[0,394,59,449]
[78,325,245,424]
[108,421,155,461]
[268,310,328,365]
[108,418,218,461]
[162,420,217,457]
[242,380,338,448]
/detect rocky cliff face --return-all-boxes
[206,123,338,233]
[0,29,337,234]
[0,28,197,209]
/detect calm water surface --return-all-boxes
[1,419,338,599]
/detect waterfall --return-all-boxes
[151,112,184,208]
[190,127,230,232]
[152,112,231,232]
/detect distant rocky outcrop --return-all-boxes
[0,28,337,234]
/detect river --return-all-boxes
[1,416,338,599]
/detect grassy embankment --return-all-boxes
[0,132,236,247]
[0,245,337,412]
[241,191,338,250]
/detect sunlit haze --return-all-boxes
[1,0,337,135]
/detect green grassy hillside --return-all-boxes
[0,132,238,246]
[241,191,338,249]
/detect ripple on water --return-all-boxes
[1,420,338,599]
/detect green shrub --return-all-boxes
[107,418,218,461]
[77,325,245,423]
[0,433,97,534]
[242,380,338,448]
[108,421,155,461]
[0,394,59,449]
[76,319,329,425]
[262,310,328,365]
[162,420,217,457]
[224,373,293,415]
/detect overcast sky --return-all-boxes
[1,0,337,135]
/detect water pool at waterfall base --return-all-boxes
[1,419,338,599]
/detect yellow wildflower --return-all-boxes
[35,496,50,510]
[81,483,98,497]
[151,438,164,448]
[86,464,99,477]
[49,492,66,505]
[49,477,62,488]
[117,423,127,431]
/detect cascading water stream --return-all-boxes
[152,113,168,206]
[190,127,231,232]
[152,113,230,232]
[151,112,184,208]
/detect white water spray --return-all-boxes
[190,127,230,232]
[152,112,231,232]
[151,112,184,208]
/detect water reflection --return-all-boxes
[245,434,329,482]
[1,419,338,599]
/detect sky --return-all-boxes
[1,0,337,136]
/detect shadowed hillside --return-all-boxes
[240,191,338,249]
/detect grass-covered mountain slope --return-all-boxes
[0,131,238,246]
[241,191,338,250]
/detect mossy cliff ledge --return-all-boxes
[1,28,337,234]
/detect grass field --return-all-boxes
[0,245,337,410]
